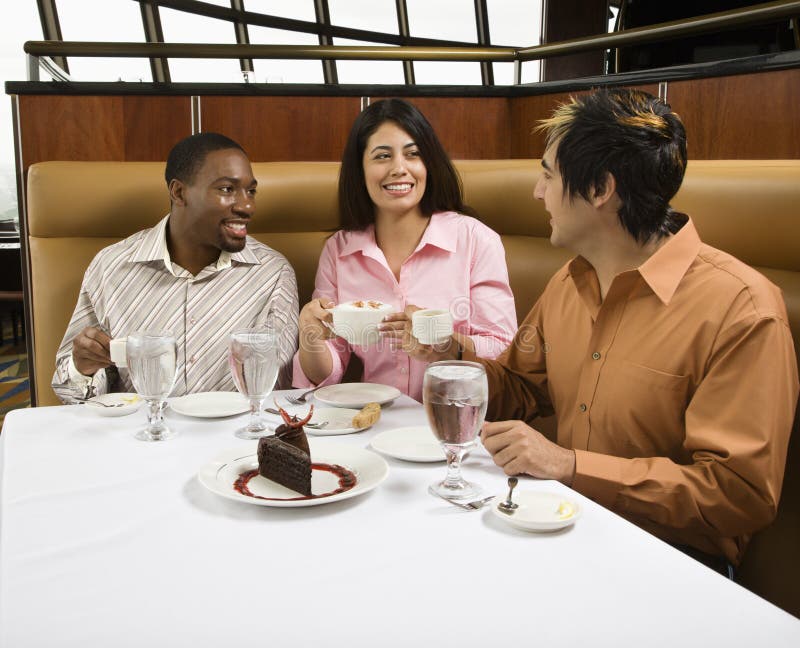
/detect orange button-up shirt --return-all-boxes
[477,218,798,564]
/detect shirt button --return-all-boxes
[190,317,197,325]
[592,352,601,360]
[579,403,587,412]
[399,366,407,374]
[189,355,196,364]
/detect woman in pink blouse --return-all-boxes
[293,99,517,401]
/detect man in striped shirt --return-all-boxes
[52,133,299,402]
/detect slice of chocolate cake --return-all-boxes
[275,423,310,455]
[257,436,312,496]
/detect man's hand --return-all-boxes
[481,420,576,485]
[71,326,112,376]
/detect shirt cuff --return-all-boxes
[291,340,346,388]
[571,449,624,510]
[67,356,107,398]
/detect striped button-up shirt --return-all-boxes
[53,215,299,401]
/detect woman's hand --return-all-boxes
[299,298,335,349]
[298,298,336,386]
[381,305,462,362]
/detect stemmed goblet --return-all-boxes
[423,360,488,500]
[126,330,178,442]
[228,328,280,439]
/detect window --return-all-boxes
[486,0,543,84]
[160,7,243,82]
[249,25,324,83]
[57,0,152,81]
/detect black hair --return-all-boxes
[537,88,688,243]
[337,98,473,230]
[164,132,246,186]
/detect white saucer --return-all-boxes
[306,407,371,436]
[491,491,581,532]
[370,425,446,462]
[170,392,250,418]
[87,392,142,417]
[313,383,401,409]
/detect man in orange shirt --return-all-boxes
[473,88,798,571]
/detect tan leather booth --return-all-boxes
[24,158,800,616]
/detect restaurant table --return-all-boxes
[2,390,799,647]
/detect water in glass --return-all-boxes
[126,331,178,442]
[424,361,488,500]
[229,329,279,439]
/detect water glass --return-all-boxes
[423,360,488,500]
[126,330,178,442]
[229,328,280,439]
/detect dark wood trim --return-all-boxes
[8,50,800,98]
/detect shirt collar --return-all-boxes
[637,216,701,305]
[337,212,456,259]
[566,216,701,307]
[130,214,258,276]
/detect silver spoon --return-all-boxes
[497,477,519,515]
[73,397,127,408]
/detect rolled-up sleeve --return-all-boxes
[258,261,299,389]
[292,237,351,388]
[464,229,517,359]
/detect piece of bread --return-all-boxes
[352,402,381,428]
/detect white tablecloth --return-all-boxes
[1,390,798,647]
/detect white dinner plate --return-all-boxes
[87,392,142,417]
[491,491,581,532]
[197,439,389,507]
[170,392,249,418]
[370,425,446,462]
[312,383,401,408]
[306,407,371,436]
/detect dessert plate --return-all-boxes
[491,491,582,532]
[370,425,446,462]
[313,383,401,408]
[87,392,142,417]
[170,392,249,418]
[305,407,371,436]
[197,439,389,507]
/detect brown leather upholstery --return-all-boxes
[24,158,800,616]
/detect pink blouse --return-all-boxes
[292,212,517,401]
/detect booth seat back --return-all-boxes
[25,158,800,616]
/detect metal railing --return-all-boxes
[24,0,800,84]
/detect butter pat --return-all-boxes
[556,501,575,520]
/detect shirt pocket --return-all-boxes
[593,361,691,457]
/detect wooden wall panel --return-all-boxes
[18,95,192,171]
[396,97,511,159]
[20,95,125,167]
[199,96,361,161]
[509,85,659,158]
[667,69,800,159]
[121,96,193,160]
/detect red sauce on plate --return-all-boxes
[233,463,357,501]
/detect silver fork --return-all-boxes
[283,386,323,405]
[433,492,496,510]
[263,408,329,429]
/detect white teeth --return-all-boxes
[385,183,412,191]
[226,222,246,232]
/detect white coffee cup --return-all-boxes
[109,337,128,368]
[329,300,394,346]
[412,309,454,345]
